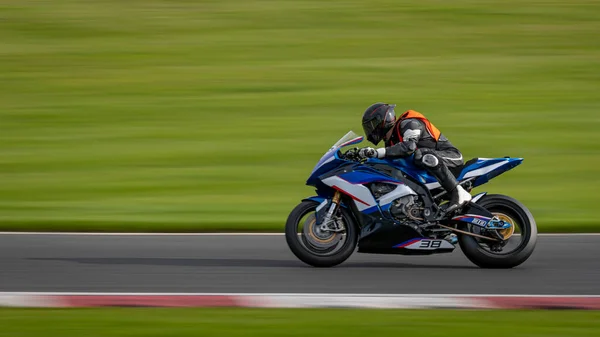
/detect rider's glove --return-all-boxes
[359,147,387,159]
[359,147,377,158]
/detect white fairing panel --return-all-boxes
[321,176,377,211]
[378,184,417,206]
[462,161,509,179]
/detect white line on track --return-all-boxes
[0,232,599,236]
[0,232,283,236]
[538,233,600,236]
[1,292,599,297]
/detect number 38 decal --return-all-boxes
[404,239,455,250]
[403,239,455,250]
[420,240,443,249]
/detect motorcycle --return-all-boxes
[285,131,537,268]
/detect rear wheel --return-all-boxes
[459,194,537,268]
[285,200,358,267]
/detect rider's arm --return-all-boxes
[376,119,422,158]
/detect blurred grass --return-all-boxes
[0,0,599,232]
[1,308,600,337]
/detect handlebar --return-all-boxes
[341,148,365,162]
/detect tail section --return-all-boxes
[458,158,523,188]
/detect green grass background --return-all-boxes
[1,0,599,232]
[1,308,599,337]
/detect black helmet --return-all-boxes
[362,103,396,145]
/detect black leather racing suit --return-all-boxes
[383,118,464,192]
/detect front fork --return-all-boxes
[320,191,343,232]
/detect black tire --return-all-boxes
[285,200,358,267]
[458,194,537,269]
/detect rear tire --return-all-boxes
[459,194,537,268]
[285,200,358,267]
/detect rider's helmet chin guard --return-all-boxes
[361,103,396,146]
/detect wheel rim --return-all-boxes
[473,209,526,255]
[493,212,516,240]
[295,208,348,257]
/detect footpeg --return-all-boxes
[444,233,458,245]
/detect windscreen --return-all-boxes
[331,131,363,149]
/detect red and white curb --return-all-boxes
[1,293,600,309]
[1,232,598,236]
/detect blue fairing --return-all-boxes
[306,150,347,186]
[307,135,364,186]
[338,170,403,185]
[366,156,437,184]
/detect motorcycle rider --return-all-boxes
[359,103,471,212]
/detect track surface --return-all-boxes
[0,234,598,294]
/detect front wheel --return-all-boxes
[459,194,537,268]
[285,200,358,267]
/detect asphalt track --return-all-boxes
[0,234,598,294]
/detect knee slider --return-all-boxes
[421,153,440,168]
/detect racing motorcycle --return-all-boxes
[285,131,537,268]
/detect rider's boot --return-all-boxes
[447,185,472,213]
[431,164,472,213]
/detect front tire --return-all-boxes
[459,194,537,268]
[285,200,358,267]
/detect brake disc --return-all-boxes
[302,213,342,249]
[492,212,516,240]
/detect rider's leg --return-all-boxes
[414,149,471,212]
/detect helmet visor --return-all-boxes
[386,104,396,117]
[363,119,382,145]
